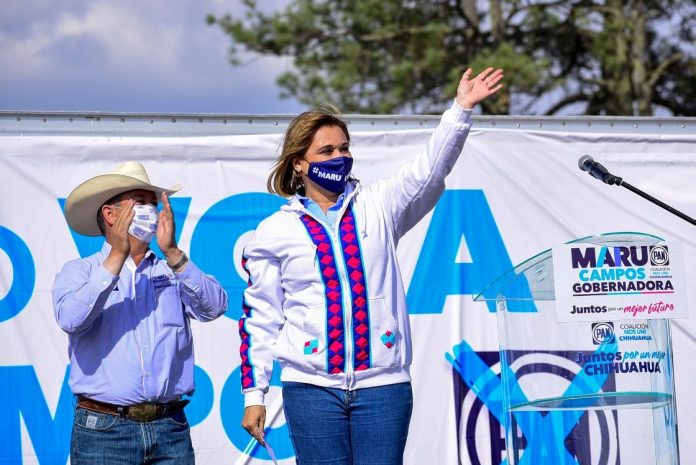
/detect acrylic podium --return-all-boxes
[474,232,681,465]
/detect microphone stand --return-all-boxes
[602,173,696,226]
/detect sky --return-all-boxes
[0,0,305,114]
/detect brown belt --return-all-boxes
[77,395,189,423]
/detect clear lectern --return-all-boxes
[475,232,680,465]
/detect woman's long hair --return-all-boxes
[267,107,350,197]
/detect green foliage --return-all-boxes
[209,0,696,115]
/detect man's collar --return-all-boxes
[101,240,155,260]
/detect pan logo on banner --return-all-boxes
[592,322,615,344]
[650,246,669,266]
[552,241,688,322]
[448,341,619,465]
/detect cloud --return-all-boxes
[0,9,58,76]
[1,1,182,78]
[0,0,304,113]
[53,2,182,70]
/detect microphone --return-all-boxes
[577,155,696,226]
[578,155,621,185]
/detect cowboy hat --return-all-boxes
[64,161,181,236]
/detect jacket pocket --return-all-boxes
[275,304,329,372]
[367,297,401,368]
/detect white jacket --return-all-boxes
[240,101,472,406]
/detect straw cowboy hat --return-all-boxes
[64,161,181,236]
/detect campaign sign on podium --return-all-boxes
[475,232,683,465]
[552,241,688,322]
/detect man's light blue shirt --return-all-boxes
[53,242,228,405]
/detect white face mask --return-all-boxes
[128,204,159,243]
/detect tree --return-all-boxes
[529,0,696,115]
[208,0,696,116]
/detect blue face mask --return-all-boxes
[307,156,354,193]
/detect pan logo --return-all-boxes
[592,322,615,345]
[449,344,619,465]
[649,246,669,266]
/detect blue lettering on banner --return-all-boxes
[0,365,72,465]
[0,364,213,465]
[57,198,192,259]
[57,191,531,316]
[220,361,294,460]
[407,190,535,313]
[0,226,35,322]
[190,193,285,320]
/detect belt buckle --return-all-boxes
[128,403,160,422]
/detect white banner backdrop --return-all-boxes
[1,119,695,464]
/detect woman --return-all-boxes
[240,66,504,464]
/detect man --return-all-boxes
[53,161,228,464]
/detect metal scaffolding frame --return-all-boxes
[1,110,695,137]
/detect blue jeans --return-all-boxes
[71,405,195,464]
[282,382,413,465]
